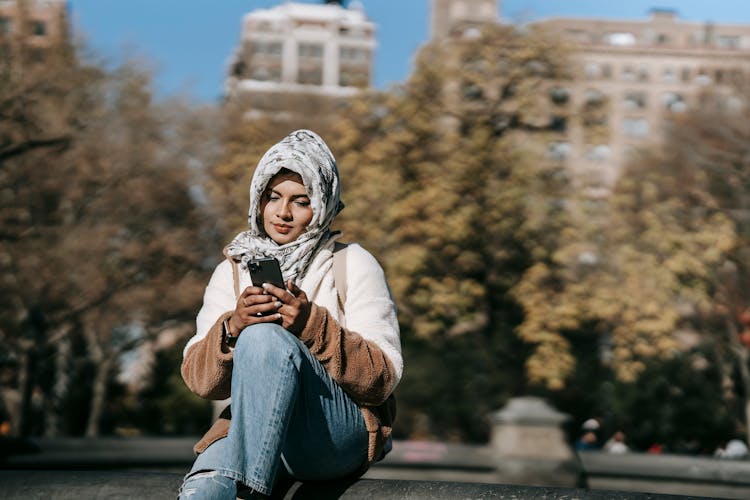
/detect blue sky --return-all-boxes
[68,1,750,103]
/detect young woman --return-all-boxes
[178,130,402,499]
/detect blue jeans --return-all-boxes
[179,323,368,498]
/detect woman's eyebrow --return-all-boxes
[268,188,309,199]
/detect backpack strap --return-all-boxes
[230,259,240,299]
[333,241,348,314]
[223,247,241,300]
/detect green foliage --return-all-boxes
[321,26,575,439]
[607,349,736,453]
[132,341,213,436]
[0,32,213,436]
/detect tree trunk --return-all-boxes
[725,317,750,444]
[45,333,71,437]
[85,356,113,438]
[15,349,32,436]
[0,386,22,437]
[737,349,750,445]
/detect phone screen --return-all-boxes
[249,257,286,289]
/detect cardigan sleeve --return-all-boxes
[181,260,238,400]
[297,244,402,406]
[298,304,396,406]
[181,311,235,400]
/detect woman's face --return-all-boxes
[261,171,314,245]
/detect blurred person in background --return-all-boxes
[714,438,749,460]
[575,418,601,451]
[603,430,629,454]
[178,130,402,499]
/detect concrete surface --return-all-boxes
[0,470,725,499]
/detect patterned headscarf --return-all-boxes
[225,129,344,282]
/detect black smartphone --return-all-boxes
[249,257,286,290]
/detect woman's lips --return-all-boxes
[273,224,292,234]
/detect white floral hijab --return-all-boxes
[225,129,344,282]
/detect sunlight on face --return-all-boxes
[261,171,313,245]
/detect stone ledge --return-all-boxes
[0,470,720,499]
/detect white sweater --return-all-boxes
[184,238,403,387]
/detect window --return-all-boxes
[637,64,650,82]
[622,118,649,137]
[623,91,646,110]
[717,35,740,49]
[462,27,482,40]
[0,16,11,35]
[30,20,46,36]
[251,66,281,82]
[605,32,636,46]
[725,95,743,113]
[252,67,270,81]
[584,88,605,105]
[695,70,713,85]
[298,66,322,85]
[661,66,676,83]
[662,92,686,112]
[584,62,601,79]
[252,41,282,56]
[339,70,367,88]
[586,145,611,162]
[549,87,570,105]
[622,65,636,81]
[546,142,571,161]
[298,43,323,58]
[550,116,567,132]
[340,46,369,63]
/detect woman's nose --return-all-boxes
[276,202,292,220]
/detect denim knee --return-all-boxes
[233,323,301,369]
[178,470,236,500]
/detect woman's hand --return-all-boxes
[262,280,311,336]
[228,286,282,336]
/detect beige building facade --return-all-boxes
[431,1,750,191]
[225,1,376,116]
[431,0,498,39]
[535,9,750,191]
[0,0,68,54]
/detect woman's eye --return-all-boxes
[295,199,311,207]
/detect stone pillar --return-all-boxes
[490,396,581,487]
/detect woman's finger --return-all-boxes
[240,286,266,298]
[240,294,274,308]
[262,282,295,302]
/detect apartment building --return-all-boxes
[431,1,750,191]
[225,1,376,116]
[0,0,68,55]
[534,9,750,190]
[431,0,498,39]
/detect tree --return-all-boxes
[323,24,575,440]
[652,88,750,440]
[512,85,750,446]
[0,36,213,436]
